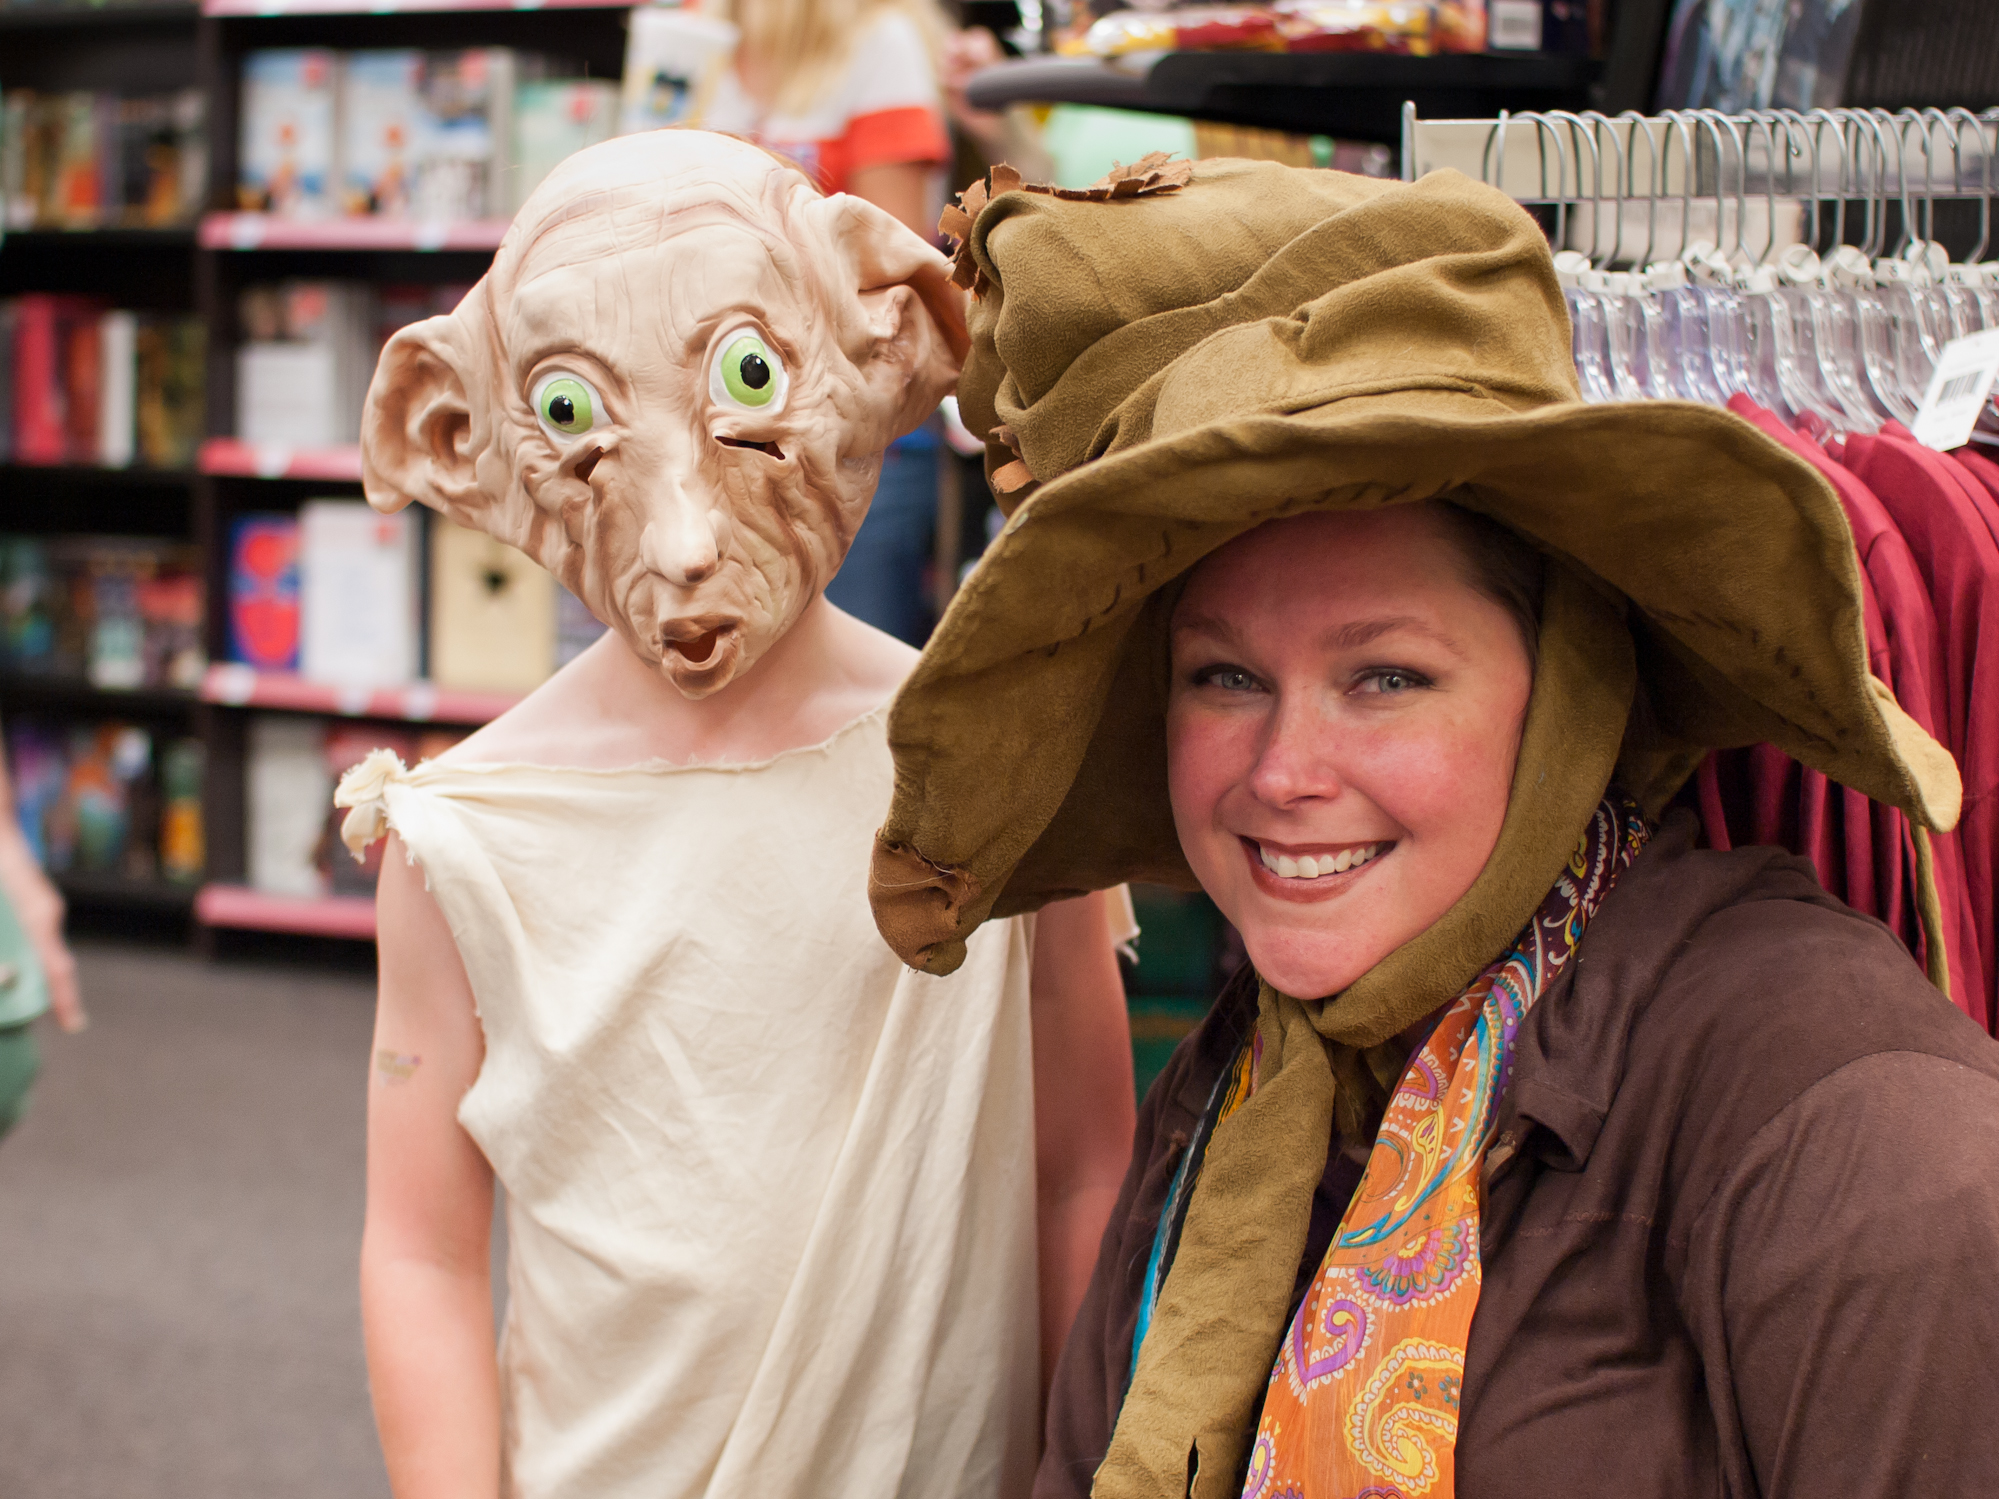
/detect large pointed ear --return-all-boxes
[360,297,497,528]
[810,193,969,437]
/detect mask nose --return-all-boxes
[639,483,725,588]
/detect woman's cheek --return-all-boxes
[1345,703,1510,839]
[1166,702,1250,863]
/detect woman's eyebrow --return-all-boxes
[1169,609,1247,649]
[1323,616,1466,653]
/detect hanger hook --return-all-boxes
[1579,111,1630,267]
[1947,106,1992,264]
[1662,110,1698,261]
[1618,109,1661,268]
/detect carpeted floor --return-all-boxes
[0,939,392,1499]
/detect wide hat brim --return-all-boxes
[868,163,1962,975]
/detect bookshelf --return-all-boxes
[1,0,617,940]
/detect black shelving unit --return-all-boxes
[965,50,1601,143]
[1,0,638,938]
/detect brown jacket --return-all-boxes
[1039,812,1999,1498]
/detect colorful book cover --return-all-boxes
[429,518,556,692]
[58,299,106,464]
[228,513,301,673]
[297,499,418,688]
[510,80,619,215]
[340,50,425,217]
[134,316,204,470]
[418,48,514,221]
[12,295,65,465]
[97,309,137,468]
[5,721,68,869]
[158,736,205,884]
[52,91,101,228]
[238,50,338,218]
[247,714,329,897]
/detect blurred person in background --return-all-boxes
[0,740,84,1139]
[706,0,956,644]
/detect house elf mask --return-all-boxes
[362,130,967,698]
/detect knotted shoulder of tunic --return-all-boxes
[334,748,410,861]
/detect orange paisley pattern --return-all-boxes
[1242,796,1647,1499]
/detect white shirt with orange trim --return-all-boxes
[704,10,950,197]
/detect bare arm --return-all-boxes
[1029,891,1137,1400]
[847,161,934,241]
[0,740,79,1031]
[363,835,501,1499]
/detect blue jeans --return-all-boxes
[826,441,938,646]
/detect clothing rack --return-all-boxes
[1402,105,1999,271]
[1400,105,1999,1043]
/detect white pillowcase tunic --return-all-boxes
[341,708,1039,1499]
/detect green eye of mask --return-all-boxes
[539,377,594,435]
[720,335,777,407]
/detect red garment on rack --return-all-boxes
[1951,447,1999,520]
[1837,425,1999,1031]
[1711,400,1974,1000]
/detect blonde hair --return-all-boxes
[725,0,949,116]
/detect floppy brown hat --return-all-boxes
[870,158,1958,976]
[865,157,1962,1498]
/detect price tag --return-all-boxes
[1911,328,1999,453]
[1488,0,1543,50]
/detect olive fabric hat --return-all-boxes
[870,159,1959,978]
[865,159,1963,1498]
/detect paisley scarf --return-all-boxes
[1126,794,1648,1499]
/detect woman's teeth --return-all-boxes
[1258,842,1387,880]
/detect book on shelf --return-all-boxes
[339,48,522,221]
[297,499,420,690]
[429,519,556,693]
[233,279,467,449]
[4,717,203,885]
[227,513,302,674]
[0,535,205,690]
[510,79,619,216]
[0,86,206,230]
[246,713,330,898]
[3,295,204,467]
[237,49,338,218]
[246,713,465,899]
[236,46,618,224]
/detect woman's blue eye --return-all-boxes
[1360,669,1425,694]
[1195,665,1259,692]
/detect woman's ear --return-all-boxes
[812,192,969,435]
[361,308,493,527]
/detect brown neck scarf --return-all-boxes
[1094,563,1636,1499]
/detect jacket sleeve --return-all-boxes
[1683,1049,1999,1497]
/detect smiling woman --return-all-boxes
[870,158,1999,1499]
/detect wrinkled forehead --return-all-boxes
[497,181,824,371]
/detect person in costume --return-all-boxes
[871,158,1999,1497]
[337,131,1136,1499]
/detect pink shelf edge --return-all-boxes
[198,212,511,250]
[200,664,522,726]
[197,437,364,481]
[195,884,376,940]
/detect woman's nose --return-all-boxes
[639,485,726,588]
[1244,696,1342,807]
